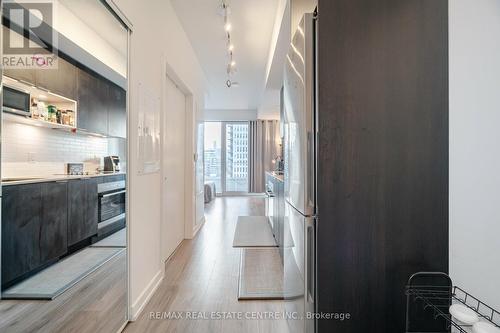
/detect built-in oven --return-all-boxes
[3,85,31,116]
[97,179,126,239]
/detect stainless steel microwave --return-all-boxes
[3,85,31,116]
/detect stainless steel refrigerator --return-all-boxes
[283,12,316,333]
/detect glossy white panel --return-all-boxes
[284,202,306,333]
[283,14,315,216]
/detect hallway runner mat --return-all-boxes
[91,228,126,247]
[238,248,284,300]
[2,247,125,300]
[233,216,277,247]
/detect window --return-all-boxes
[204,121,249,194]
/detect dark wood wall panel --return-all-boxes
[316,0,448,332]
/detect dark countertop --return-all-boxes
[266,171,284,182]
[2,172,126,186]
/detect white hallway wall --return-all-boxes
[257,89,281,120]
[449,0,500,310]
[113,0,206,319]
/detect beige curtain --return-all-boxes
[249,120,281,193]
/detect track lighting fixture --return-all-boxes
[221,0,238,88]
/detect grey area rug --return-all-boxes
[91,228,126,247]
[2,247,125,300]
[238,248,284,300]
[233,216,277,247]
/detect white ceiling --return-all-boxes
[171,0,280,110]
[58,0,128,58]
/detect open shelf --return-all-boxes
[2,112,108,138]
[3,75,78,129]
[3,112,76,131]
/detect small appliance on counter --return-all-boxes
[67,163,85,175]
[103,156,121,173]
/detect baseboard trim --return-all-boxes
[117,319,129,333]
[129,269,164,321]
[192,216,205,237]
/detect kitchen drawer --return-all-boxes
[101,174,126,183]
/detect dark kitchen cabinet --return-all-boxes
[107,83,127,138]
[102,174,126,183]
[266,173,285,258]
[77,68,109,135]
[2,26,36,85]
[271,178,279,238]
[35,57,77,100]
[67,180,86,245]
[275,178,285,258]
[3,67,36,86]
[2,24,76,99]
[1,181,68,287]
[1,184,43,286]
[3,25,127,138]
[67,178,98,246]
[40,181,68,264]
[317,1,449,332]
[85,178,99,236]
[76,69,126,138]
[5,57,77,101]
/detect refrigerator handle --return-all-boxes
[307,131,315,210]
[306,219,316,305]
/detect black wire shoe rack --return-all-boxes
[405,272,500,333]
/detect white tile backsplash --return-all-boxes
[2,121,124,178]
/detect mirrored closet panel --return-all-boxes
[0,0,129,332]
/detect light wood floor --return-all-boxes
[0,250,128,333]
[124,196,290,333]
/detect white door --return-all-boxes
[161,75,186,261]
